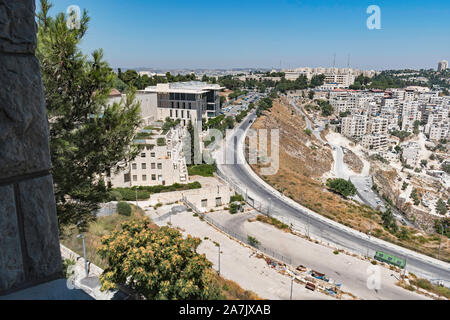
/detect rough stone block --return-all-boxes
[0,184,25,292]
[0,54,51,179]
[19,175,62,280]
[0,0,37,54]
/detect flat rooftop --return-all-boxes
[141,81,225,94]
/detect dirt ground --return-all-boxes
[147,208,334,300]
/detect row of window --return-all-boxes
[132,163,163,170]
[169,93,197,101]
[124,174,162,182]
[169,109,191,119]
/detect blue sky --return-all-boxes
[38,0,450,70]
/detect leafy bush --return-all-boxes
[117,202,132,216]
[230,194,244,202]
[188,164,216,177]
[157,137,166,146]
[229,202,240,214]
[247,235,260,247]
[110,182,202,201]
[326,178,357,198]
[98,218,222,299]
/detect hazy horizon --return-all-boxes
[40,0,450,71]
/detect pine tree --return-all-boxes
[36,0,142,228]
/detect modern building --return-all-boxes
[141,81,225,127]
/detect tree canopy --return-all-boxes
[37,0,142,228]
[326,178,357,198]
[98,218,221,300]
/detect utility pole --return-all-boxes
[135,189,138,207]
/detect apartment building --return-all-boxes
[368,117,389,135]
[438,60,448,72]
[401,101,421,132]
[428,122,450,141]
[401,142,420,167]
[362,134,388,151]
[141,81,224,127]
[109,126,189,187]
[323,73,355,88]
[341,115,367,139]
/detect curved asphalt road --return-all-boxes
[216,112,450,284]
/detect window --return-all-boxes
[151,174,156,180]
[142,163,146,169]
[187,111,190,119]
[157,163,162,170]
[142,175,147,181]
[201,199,208,207]
[151,152,155,157]
[181,110,184,118]
[170,109,173,117]
[175,110,178,117]
[188,102,192,109]
[141,153,146,158]
[151,163,156,169]
[183,102,186,109]
[132,163,137,170]
[124,173,130,183]
[133,175,137,181]
[171,102,174,108]
[215,197,222,207]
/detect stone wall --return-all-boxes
[0,0,63,294]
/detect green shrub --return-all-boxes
[230,194,244,202]
[326,178,357,198]
[157,137,166,146]
[117,202,132,216]
[188,164,216,177]
[247,235,260,247]
[229,202,240,214]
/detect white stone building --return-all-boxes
[341,115,367,139]
[108,126,189,187]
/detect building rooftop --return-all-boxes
[142,81,224,94]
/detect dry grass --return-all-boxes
[248,98,450,262]
[60,204,148,269]
[211,272,261,300]
[60,205,259,299]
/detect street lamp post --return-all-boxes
[290,277,294,300]
[367,222,372,258]
[77,233,88,277]
[438,223,445,260]
[135,189,138,207]
[218,244,221,276]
